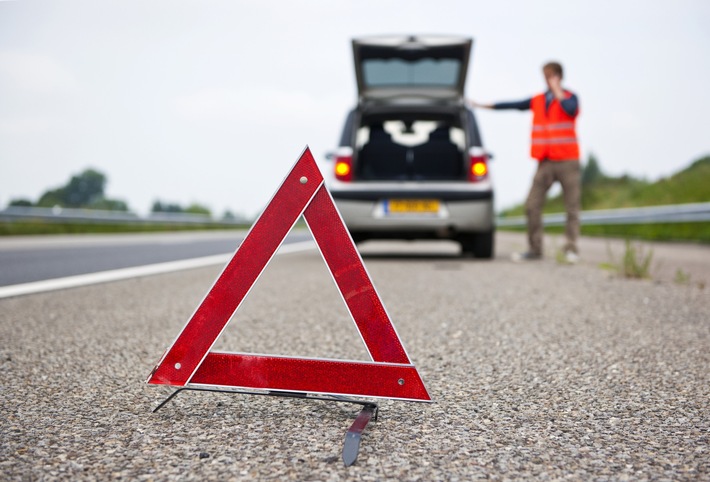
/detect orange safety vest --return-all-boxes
[530,91,580,161]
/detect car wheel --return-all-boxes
[350,233,367,245]
[459,230,494,259]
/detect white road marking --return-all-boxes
[0,240,316,299]
[0,230,251,250]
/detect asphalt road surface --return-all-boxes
[0,230,311,286]
[1,232,708,480]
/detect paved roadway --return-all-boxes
[1,232,708,480]
[0,230,311,286]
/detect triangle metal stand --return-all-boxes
[153,387,378,467]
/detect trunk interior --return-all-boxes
[353,113,467,182]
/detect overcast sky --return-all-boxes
[1,0,708,217]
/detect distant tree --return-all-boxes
[88,198,129,211]
[63,169,106,207]
[582,153,604,185]
[184,203,211,217]
[152,200,183,213]
[36,188,66,208]
[8,199,33,207]
[152,200,211,216]
[35,168,127,210]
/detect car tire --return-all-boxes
[350,233,367,245]
[459,230,494,259]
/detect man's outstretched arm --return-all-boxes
[467,98,532,110]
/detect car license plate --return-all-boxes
[386,199,440,214]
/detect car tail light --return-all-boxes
[334,147,353,182]
[468,147,489,182]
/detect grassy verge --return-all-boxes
[498,222,710,244]
[0,221,251,236]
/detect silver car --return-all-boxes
[326,35,495,258]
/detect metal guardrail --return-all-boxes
[496,202,710,227]
[2,202,708,227]
[0,206,248,225]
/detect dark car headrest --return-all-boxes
[428,126,450,141]
[368,124,391,142]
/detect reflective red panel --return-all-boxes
[147,147,431,402]
[191,353,431,401]
[304,186,409,364]
[148,149,322,386]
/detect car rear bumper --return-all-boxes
[331,196,494,236]
[331,189,493,202]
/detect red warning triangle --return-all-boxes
[147,147,431,402]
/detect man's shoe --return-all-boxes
[511,251,542,262]
[564,250,580,264]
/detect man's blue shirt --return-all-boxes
[493,90,578,117]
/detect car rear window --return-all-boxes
[362,59,461,88]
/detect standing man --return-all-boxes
[471,61,581,263]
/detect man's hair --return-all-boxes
[543,61,563,79]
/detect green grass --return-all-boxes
[576,222,710,243]
[498,155,710,243]
[500,156,710,217]
[593,240,654,279]
[0,221,250,236]
[499,222,710,244]
[619,239,654,279]
[674,268,691,285]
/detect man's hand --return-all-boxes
[547,75,566,100]
[466,99,493,109]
